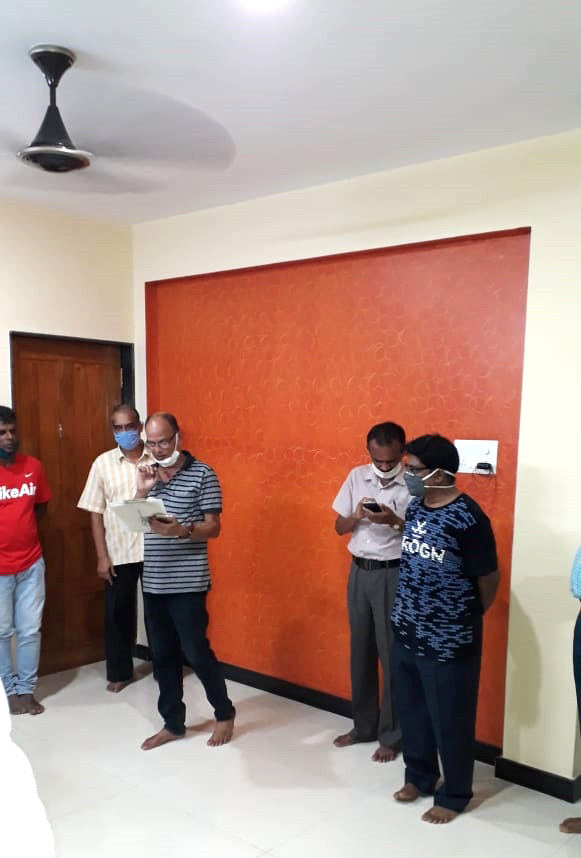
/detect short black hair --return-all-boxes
[367,422,405,448]
[406,434,459,475]
[0,405,16,426]
[145,412,180,434]
[111,404,140,423]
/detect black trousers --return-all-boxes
[105,562,143,683]
[392,637,481,812]
[143,590,234,736]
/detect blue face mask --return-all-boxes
[114,429,141,451]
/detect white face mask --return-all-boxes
[371,461,401,481]
[154,432,180,468]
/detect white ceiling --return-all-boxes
[0,0,579,224]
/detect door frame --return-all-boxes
[9,331,135,406]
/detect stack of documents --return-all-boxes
[109,498,168,532]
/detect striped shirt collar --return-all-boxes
[152,451,196,487]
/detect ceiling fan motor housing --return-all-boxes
[18,44,92,173]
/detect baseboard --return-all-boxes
[135,644,150,662]
[495,756,581,803]
[474,740,502,766]
[134,643,501,765]
[220,661,353,718]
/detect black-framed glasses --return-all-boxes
[405,464,430,476]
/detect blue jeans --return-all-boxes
[0,557,46,696]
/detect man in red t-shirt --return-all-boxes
[0,406,51,715]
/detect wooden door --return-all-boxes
[11,335,122,674]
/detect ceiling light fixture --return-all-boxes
[239,0,291,11]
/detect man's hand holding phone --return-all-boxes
[149,514,188,538]
[362,500,382,513]
[359,497,402,528]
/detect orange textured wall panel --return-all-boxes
[145,229,530,747]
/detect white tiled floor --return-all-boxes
[8,660,580,857]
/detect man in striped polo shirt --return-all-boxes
[136,412,235,751]
[78,405,155,693]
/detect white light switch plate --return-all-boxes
[454,440,498,474]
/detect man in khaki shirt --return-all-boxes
[332,421,410,762]
[78,405,154,692]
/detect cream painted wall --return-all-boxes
[0,200,132,406]
[133,129,581,780]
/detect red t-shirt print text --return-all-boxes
[0,453,52,576]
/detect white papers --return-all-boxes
[109,498,168,533]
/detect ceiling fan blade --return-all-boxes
[66,82,235,170]
[4,161,162,195]
[0,127,30,154]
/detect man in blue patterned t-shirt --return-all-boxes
[391,434,499,824]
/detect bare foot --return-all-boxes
[333,732,359,748]
[560,817,581,834]
[207,718,235,747]
[422,806,458,824]
[106,679,134,693]
[7,694,25,715]
[394,783,420,803]
[372,744,398,762]
[141,728,184,751]
[18,694,45,715]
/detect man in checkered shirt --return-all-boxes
[78,405,155,693]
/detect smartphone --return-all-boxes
[362,501,382,513]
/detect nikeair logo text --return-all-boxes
[0,483,37,499]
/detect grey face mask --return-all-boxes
[404,468,456,498]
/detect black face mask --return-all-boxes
[0,440,19,461]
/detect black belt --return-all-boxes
[353,556,400,570]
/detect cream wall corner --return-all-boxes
[0,200,133,406]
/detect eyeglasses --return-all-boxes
[145,434,176,451]
[405,465,430,475]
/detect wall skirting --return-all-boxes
[495,756,581,804]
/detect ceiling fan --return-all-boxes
[12,43,235,195]
[18,44,92,172]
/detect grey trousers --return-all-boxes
[347,559,400,748]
